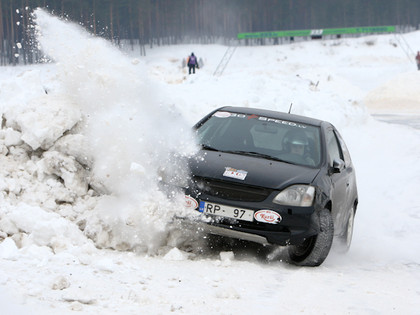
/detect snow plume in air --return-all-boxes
[33,8,197,254]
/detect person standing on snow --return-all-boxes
[416,51,420,70]
[187,52,199,74]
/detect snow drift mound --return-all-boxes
[0,8,197,256]
[365,71,420,113]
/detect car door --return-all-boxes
[325,127,352,233]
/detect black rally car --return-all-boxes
[181,106,358,266]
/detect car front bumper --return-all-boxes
[186,192,320,246]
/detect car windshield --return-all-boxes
[196,111,322,167]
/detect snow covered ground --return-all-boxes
[1,8,420,314]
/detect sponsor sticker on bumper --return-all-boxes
[254,210,282,224]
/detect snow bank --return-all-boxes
[0,8,198,257]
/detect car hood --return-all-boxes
[188,150,321,190]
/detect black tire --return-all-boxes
[336,206,355,253]
[287,208,334,267]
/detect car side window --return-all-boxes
[334,130,352,166]
[326,129,344,166]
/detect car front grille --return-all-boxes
[191,176,270,202]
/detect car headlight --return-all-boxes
[273,185,315,207]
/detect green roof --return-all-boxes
[237,26,396,40]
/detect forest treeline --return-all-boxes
[1,0,420,65]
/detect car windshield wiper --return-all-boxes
[223,150,292,163]
[200,144,219,151]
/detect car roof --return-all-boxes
[219,106,324,127]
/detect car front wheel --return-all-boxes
[287,208,334,267]
[336,206,355,253]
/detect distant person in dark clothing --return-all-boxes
[416,51,420,70]
[187,52,199,74]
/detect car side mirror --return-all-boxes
[332,159,345,173]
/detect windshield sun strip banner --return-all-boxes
[212,111,308,129]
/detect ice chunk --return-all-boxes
[5,94,81,150]
[37,151,88,196]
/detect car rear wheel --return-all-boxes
[287,208,334,267]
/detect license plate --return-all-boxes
[199,201,254,222]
